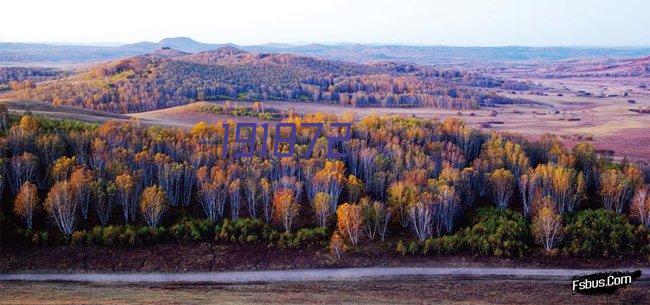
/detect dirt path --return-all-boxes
[1,267,648,283]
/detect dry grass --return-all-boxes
[0,277,647,305]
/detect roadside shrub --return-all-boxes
[563,209,638,257]
[170,218,214,242]
[399,208,529,257]
[406,240,419,255]
[215,218,329,249]
[462,207,530,257]
[78,225,167,246]
[32,231,50,246]
[396,240,406,256]
[13,227,51,246]
[216,218,275,244]
[277,227,329,249]
[422,234,465,255]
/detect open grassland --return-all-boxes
[0,278,647,305]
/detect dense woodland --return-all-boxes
[8,47,528,113]
[0,67,68,91]
[0,106,648,258]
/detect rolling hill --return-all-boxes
[7,46,526,113]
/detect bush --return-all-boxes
[170,218,214,242]
[462,207,530,257]
[79,225,167,246]
[399,208,529,257]
[216,218,275,244]
[396,240,406,256]
[216,218,329,249]
[406,240,419,255]
[422,234,465,255]
[277,227,329,249]
[563,209,638,257]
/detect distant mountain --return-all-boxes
[1,37,650,66]
[123,37,226,53]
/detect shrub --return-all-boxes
[406,240,419,255]
[32,231,49,246]
[422,234,465,255]
[13,227,50,245]
[462,207,530,257]
[563,209,638,257]
[278,227,329,249]
[396,240,407,256]
[80,225,167,246]
[170,218,215,242]
[216,218,275,244]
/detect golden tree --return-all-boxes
[13,181,38,229]
[310,160,347,211]
[140,185,168,228]
[531,197,562,252]
[346,174,365,203]
[114,173,136,223]
[329,232,347,259]
[599,169,637,214]
[70,167,93,220]
[360,197,391,241]
[487,168,515,209]
[312,192,332,228]
[51,156,76,182]
[336,203,364,245]
[387,181,417,227]
[272,189,300,233]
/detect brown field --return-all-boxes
[0,278,647,305]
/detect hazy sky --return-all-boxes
[2,0,648,46]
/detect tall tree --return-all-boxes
[44,181,76,235]
[272,188,299,233]
[140,185,168,228]
[13,181,38,229]
[114,173,136,223]
[487,168,515,209]
[336,203,364,245]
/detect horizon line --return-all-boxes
[2,38,650,49]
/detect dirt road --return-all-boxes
[1,267,648,283]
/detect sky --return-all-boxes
[2,0,648,47]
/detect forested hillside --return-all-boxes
[8,47,527,113]
[0,67,69,91]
